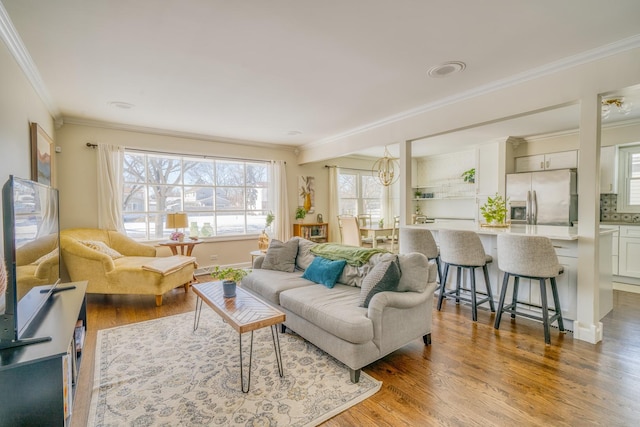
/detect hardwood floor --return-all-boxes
[72,281,640,426]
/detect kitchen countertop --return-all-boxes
[407,221,615,241]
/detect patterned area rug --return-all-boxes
[88,310,381,426]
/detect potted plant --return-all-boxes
[461,168,476,183]
[265,211,275,229]
[295,207,306,222]
[211,266,250,298]
[480,193,508,225]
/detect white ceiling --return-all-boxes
[3,0,640,156]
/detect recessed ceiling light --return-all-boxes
[287,130,302,136]
[108,101,135,110]
[428,61,466,78]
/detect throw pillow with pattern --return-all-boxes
[80,240,123,259]
[359,256,401,308]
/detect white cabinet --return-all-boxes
[619,226,640,278]
[515,150,578,173]
[600,145,618,194]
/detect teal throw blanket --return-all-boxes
[310,243,388,266]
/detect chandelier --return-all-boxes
[372,146,400,186]
[602,97,632,119]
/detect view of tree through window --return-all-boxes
[123,151,269,240]
[337,170,382,221]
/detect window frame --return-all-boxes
[122,150,270,241]
[337,169,384,222]
[617,144,640,213]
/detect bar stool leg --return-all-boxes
[539,278,551,345]
[494,272,510,329]
[470,267,478,321]
[435,257,443,284]
[482,265,495,312]
[511,277,520,319]
[550,277,565,332]
[455,266,462,303]
[437,263,450,311]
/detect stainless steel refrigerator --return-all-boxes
[506,169,577,226]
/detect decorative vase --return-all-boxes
[178,235,184,242]
[304,193,312,212]
[222,280,237,298]
[258,229,270,251]
[189,222,199,238]
[201,222,213,237]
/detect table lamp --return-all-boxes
[166,212,188,241]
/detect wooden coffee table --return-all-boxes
[192,281,285,392]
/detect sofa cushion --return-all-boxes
[80,240,123,259]
[302,256,347,288]
[359,256,401,308]
[396,253,430,292]
[242,269,312,305]
[262,239,298,272]
[279,284,373,344]
[295,237,317,270]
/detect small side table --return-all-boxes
[158,240,202,256]
[250,250,266,264]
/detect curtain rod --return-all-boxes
[325,164,371,173]
[86,142,284,163]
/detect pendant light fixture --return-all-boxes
[372,146,399,187]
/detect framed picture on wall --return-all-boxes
[30,122,54,186]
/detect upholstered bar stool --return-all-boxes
[399,227,442,284]
[495,234,565,345]
[437,229,495,321]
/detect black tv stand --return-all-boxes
[0,281,87,426]
[0,335,52,351]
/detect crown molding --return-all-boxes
[303,34,640,149]
[62,116,299,152]
[0,1,61,118]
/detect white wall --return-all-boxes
[0,40,54,246]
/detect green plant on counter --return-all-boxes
[461,168,476,183]
[480,193,508,224]
[295,207,307,220]
[211,266,250,283]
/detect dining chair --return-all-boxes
[337,215,364,247]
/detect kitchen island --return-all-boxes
[406,222,614,331]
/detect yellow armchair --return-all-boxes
[60,228,196,306]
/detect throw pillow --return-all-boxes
[396,253,429,292]
[302,256,347,289]
[359,256,401,308]
[295,237,318,271]
[80,240,123,259]
[33,247,59,265]
[262,239,298,272]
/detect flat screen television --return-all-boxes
[0,175,61,350]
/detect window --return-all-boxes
[123,151,270,240]
[617,144,640,213]
[337,170,383,221]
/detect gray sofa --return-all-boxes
[242,237,438,383]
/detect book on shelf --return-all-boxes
[74,320,85,354]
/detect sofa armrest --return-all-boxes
[61,238,116,272]
[253,255,265,269]
[108,231,156,256]
[367,282,436,316]
[367,281,438,351]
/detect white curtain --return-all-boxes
[269,160,291,241]
[328,166,340,242]
[97,144,125,231]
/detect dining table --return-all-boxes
[359,225,393,248]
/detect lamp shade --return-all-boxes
[166,213,188,229]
